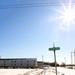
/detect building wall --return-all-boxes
[0,58,37,68]
[37,61,43,68]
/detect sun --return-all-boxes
[54,2,75,31]
[64,8,74,23]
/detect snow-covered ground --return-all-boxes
[0,67,75,75]
[0,69,32,75]
[0,68,55,75]
[57,67,75,75]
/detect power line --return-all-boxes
[0,2,75,9]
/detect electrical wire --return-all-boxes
[0,2,75,9]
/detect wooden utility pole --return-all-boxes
[48,43,60,75]
[71,52,73,64]
[74,50,75,64]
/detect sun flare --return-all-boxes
[54,2,75,31]
[64,9,74,22]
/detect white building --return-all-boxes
[0,58,37,68]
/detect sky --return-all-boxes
[0,0,75,64]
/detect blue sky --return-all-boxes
[0,0,75,64]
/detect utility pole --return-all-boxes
[53,43,57,75]
[48,43,60,75]
[71,52,73,68]
[71,52,73,64]
[64,57,66,65]
[74,50,75,64]
[42,55,44,68]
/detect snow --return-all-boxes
[0,69,32,75]
[0,68,55,75]
[57,67,75,75]
[0,67,75,75]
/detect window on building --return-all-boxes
[14,64,16,66]
[14,61,16,62]
[4,61,6,64]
